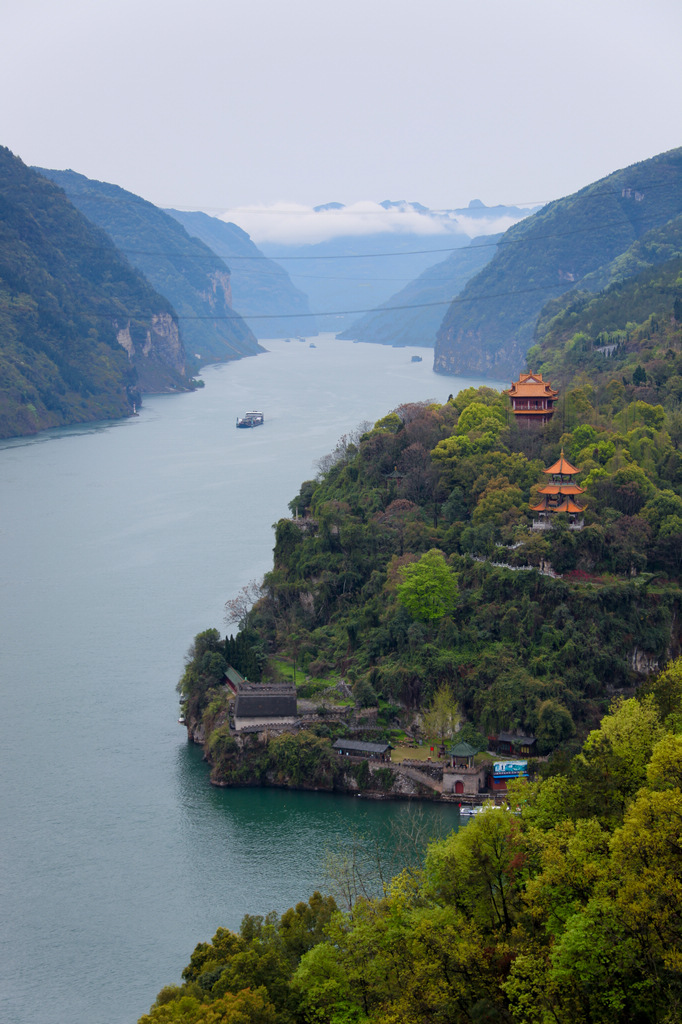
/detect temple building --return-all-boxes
[531,450,585,530]
[505,372,558,426]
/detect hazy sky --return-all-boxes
[2,0,681,239]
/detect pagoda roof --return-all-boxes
[543,450,580,476]
[506,372,558,399]
[537,483,585,495]
[554,498,585,513]
[530,497,553,511]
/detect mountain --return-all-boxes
[258,233,466,332]
[337,234,499,347]
[257,200,535,332]
[166,209,316,338]
[0,147,192,439]
[37,169,262,365]
[434,147,682,379]
[529,249,682,400]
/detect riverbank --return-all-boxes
[183,707,499,805]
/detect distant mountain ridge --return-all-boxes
[0,147,191,438]
[434,146,682,379]
[166,209,316,338]
[38,169,263,366]
[337,235,499,348]
[256,199,536,331]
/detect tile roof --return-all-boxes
[332,739,390,754]
[543,450,580,476]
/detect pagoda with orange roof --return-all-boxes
[505,372,558,427]
[531,450,585,530]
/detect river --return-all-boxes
[0,337,502,1024]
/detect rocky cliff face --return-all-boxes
[116,313,189,393]
[166,209,316,339]
[434,330,527,380]
[0,146,193,439]
[38,168,263,365]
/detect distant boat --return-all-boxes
[309,343,316,348]
[411,355,422,363]
[236,411,264,428]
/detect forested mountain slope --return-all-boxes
[143,658,682,1024]
[435,146,682,378]
[182,301,682,784]
[338,234,499,347]
[167,209,316,339]
[38,169,262,365]
[0,147,191,439]
[530,252,682,400]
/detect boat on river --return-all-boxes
[236,411,264,428]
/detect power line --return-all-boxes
[160,283,569,321]
[0,282,564,324]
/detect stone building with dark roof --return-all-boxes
[488,732,537,756]
[332,739,391,761]
[233,682,297,733]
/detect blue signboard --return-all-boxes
[493,760,528,778]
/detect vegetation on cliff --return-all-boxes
[338,234,499,348]
[39,168,263,365]
[434,146,682,377]
[160,189,682,1021]
[143,659,682,1023]
[180,319,682,781]
[167,209,315,340]
[0,146,191,439]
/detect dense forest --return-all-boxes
[179,281,682,772]
[142,659,682,1023]
[0,147,192,438]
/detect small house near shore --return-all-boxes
[233,682,297,733]
[332,739,391,761]
[488,732,537,757]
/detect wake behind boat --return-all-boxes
[236,411,264,428]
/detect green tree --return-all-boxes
[422,684,460,745]
[426,806,527,934]
[396,548,458,622]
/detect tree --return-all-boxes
[224,580,263,632]
[426,806,527,934]
[422,684,460,745]
[535,698,575,753]
[396,548,458,622]
[632,364,647,386]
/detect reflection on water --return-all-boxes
[175,740,460,927]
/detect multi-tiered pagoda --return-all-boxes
[531,450,585,530]
[505,372,558,427]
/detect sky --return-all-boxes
[2,0,681,244]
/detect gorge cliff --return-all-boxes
[0,147,192,439]
[38,168,263,366]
